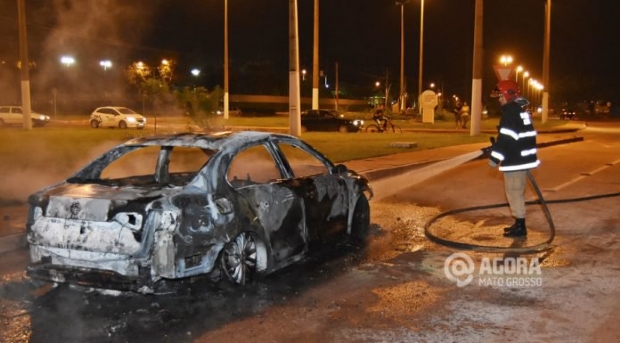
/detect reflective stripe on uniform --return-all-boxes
[491,151,505,161]
[518,130,537,138]
[499,160,541,172]
[499,128,519,140]
[521,148,537,157]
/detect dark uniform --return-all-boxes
[489,80,540,237]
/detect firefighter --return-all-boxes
[488,80,540,237]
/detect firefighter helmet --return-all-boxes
[491,80,520,101]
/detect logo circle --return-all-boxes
[444,252,475,287]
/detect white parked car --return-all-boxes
[89,106,146,129]
[0,106,50,127]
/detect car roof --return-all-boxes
[121,131,298,151]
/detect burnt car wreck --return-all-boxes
[26,131,372,293]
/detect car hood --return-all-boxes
[32,182,174,221]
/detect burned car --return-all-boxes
[26,131,372,293]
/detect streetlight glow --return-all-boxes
[60,56,75,67]
[191,68,201,76]
[99,60,112,70]
[500,55,513,66]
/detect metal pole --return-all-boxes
[312,0,319,110]
[400,3,405,112]
[223,0,230,119]
[542,0,551,123]
[17,0,32,130]
[289,0,301,136]
[417,0,424,105]
[470,0,483,136]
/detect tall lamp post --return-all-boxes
[542,0,551,123]
[522,71,530,95]
[312,0,319,110]
[470,0,483,135]
[289,0,301,136]
[223,0,230,119]
[515,65,523,83]
[395,0,410,112]
[17,0,32,130]
[417,0,425,106]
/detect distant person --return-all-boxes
[373,105,388,131]
[453,101,463,129]
[460,102,470,129]
[488,80,540,237]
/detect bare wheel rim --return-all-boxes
[222,232,258,285]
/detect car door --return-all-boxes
[9,107,23,125]
[274,140,349,242]
[227,143,307,264]
[102,108,116,127]
[302,110,319,131]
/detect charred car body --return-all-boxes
[26,131,372,293]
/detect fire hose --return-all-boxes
[424,141,620,254]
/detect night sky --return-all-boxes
[1,0,619,105]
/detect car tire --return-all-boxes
[90,120,100,128]
[220,231,268,285]
[0,119,5,127]
[350,195,370,244]
[118,121,127,129]
[338,125,349,133]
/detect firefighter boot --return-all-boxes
[503,218,527,237]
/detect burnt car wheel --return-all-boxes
[350,195,370,244]
[221,231,267,285]
[90,119,100,128]
[118,121,127,129]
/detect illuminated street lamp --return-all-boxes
[191,68,201,77]
[302,69,307,81]
[515,65,523,83]
[60,55,75,67]
[522,71,530,95]
[500,55,513,66]
[99,60,112,70]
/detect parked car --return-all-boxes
[301,109,364,133]
[560,108,578,120]
[89,106,146,129]
[0,106,50,127]
[215,106,243,117]
[26,131,372,293]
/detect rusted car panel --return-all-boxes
[26,131,372,293]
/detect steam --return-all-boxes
[0,141,119,205]
[1,1,163,110]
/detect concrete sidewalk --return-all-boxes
[0,122,586,254]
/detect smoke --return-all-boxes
[0,140,120,205]
[4,0,165,112]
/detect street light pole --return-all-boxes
[395,1,409,112]
[312,0,319,110]
[469,0,483,136]
[288,0,302,136]
[17,0,32,130]
[542,0,551,123]
[223,0,229,119]
[417,0,424,107]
